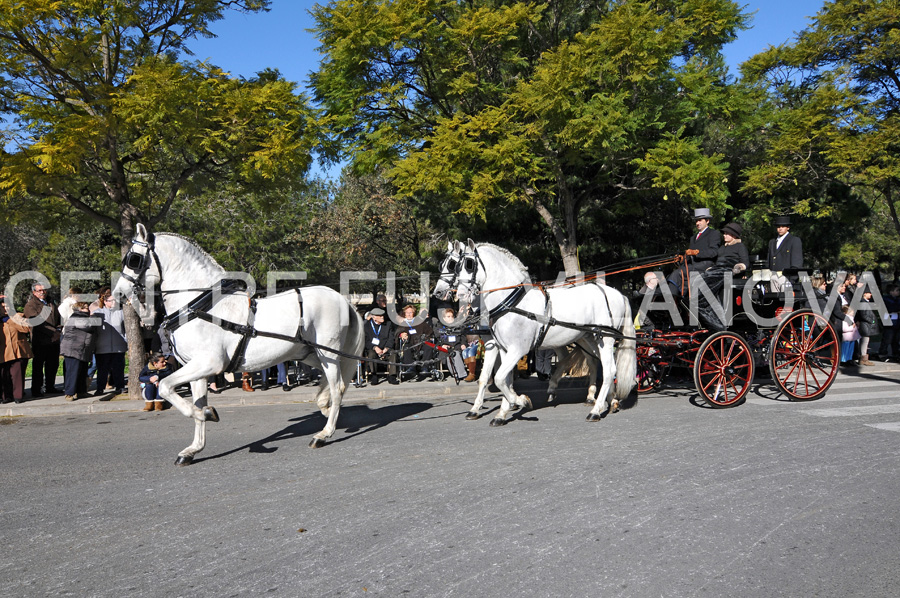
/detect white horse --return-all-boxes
[433,241,603,419]
[112,224,364,464]
[454,240,636,425]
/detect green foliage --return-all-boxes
[740,0,900,271]
[313,0,749,273]
[0,0,317,248]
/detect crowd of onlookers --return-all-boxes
[2,274,898,406]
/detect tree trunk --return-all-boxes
[533,195,581,277]
[120,206,146,400]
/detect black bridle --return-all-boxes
[120,233,160,293]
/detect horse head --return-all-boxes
[455,239,483,304]
[113,222,160,326]
[433,240,463,301]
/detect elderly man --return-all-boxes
[22,282,62,397]
[667,207,721,297]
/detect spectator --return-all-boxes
[93,295,127,395]
[433,307,466,380]
[139,352,173,411]
[842,273,863,305]
[88,286,111,314]
[59,301,97,401]
[1,297,32,404]
[58,286,84,327]
[395,304,436,381]
[881,284,900,360]
[840,306,860,367]
[23,282,62,397]
[363,307,397,385]
[856,290,879,366]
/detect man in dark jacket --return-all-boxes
[363,308,397,385]
[23,282,61,397]
[668,207,721,297]
[768,215,804,274]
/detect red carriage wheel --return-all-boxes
[768,309,839,400]
[693,331,755,408]
[636,348,665,394]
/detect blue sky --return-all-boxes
[189,0,825,89]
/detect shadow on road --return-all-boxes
[194,402,434,463]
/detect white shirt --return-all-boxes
[776,232,789,249]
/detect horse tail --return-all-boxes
[615,295,637,400]
[346,300,365,358]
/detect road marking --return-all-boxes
[815,390,900,402]
[866,422,900,432]
[829,379,900,389]
[803,404,900,417]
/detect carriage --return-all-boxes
[633,262,840,407]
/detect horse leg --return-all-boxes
[574,338,602,405]
[154,361,223,466]
[587,339,617,422]
[467,340,498,420]
[310,361,347,448]
[489,354,532,427]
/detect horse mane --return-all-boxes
[155,232,224,271]
[476,243,529,276]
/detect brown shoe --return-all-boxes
[65,395,76,402]
[860,358,875,366]
[154,401,165,411]
[241,373,255,392]
[463,357,477,382]
[142,402,154,411]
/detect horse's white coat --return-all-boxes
[113,224,363,461]
[455,240,637,424]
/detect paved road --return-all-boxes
[2,368,899,597]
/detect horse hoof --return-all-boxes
[489,417,508,427]
[174,455,193,466]
[203,406,220,422]
[309,438,326,449]
[584,398,596,405]
[465,411,480,420]
[520,395,532,411]
[611,399,620,413]
[586,412,602,422]
[547,394,556,403]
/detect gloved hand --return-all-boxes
[732,263,747,274]
[685,249,699,256]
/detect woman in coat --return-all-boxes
[1,299,33,404]
[59,302,97,401]
[93,295,127,395]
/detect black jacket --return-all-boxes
[59,311,97,362]
[688,227,721,271]
[768,233,803,272]
[364,319,394,350]
[714,242,750,271]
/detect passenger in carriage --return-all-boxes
[695,222,750,331]
[667,207,721,297]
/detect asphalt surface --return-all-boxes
[2,363,899,597]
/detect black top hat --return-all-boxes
[774,215,792,227]
[721,222,743,239]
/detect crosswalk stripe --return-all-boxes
[829,380,900,389]
[815,390,900,402]
[803,405,900,417]
[866,422,900,432]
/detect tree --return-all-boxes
[741,0,900,272]
[312,0,748,274]
[0,1,318,395]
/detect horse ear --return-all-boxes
[467,238,476,250]
[135,222,147,241]
[446,240,453,252]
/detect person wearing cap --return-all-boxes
[695,222,751,331]
[363,307,397,385]
[767,215,803,273]
[667,207,721,296]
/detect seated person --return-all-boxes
[395,304,437,381]
[695,222,750,331]
[363,308,397,385]
[433,307,467,380]
[667,207,721,297]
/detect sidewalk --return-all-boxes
[3,360,898,418]
[0,373,488,418]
